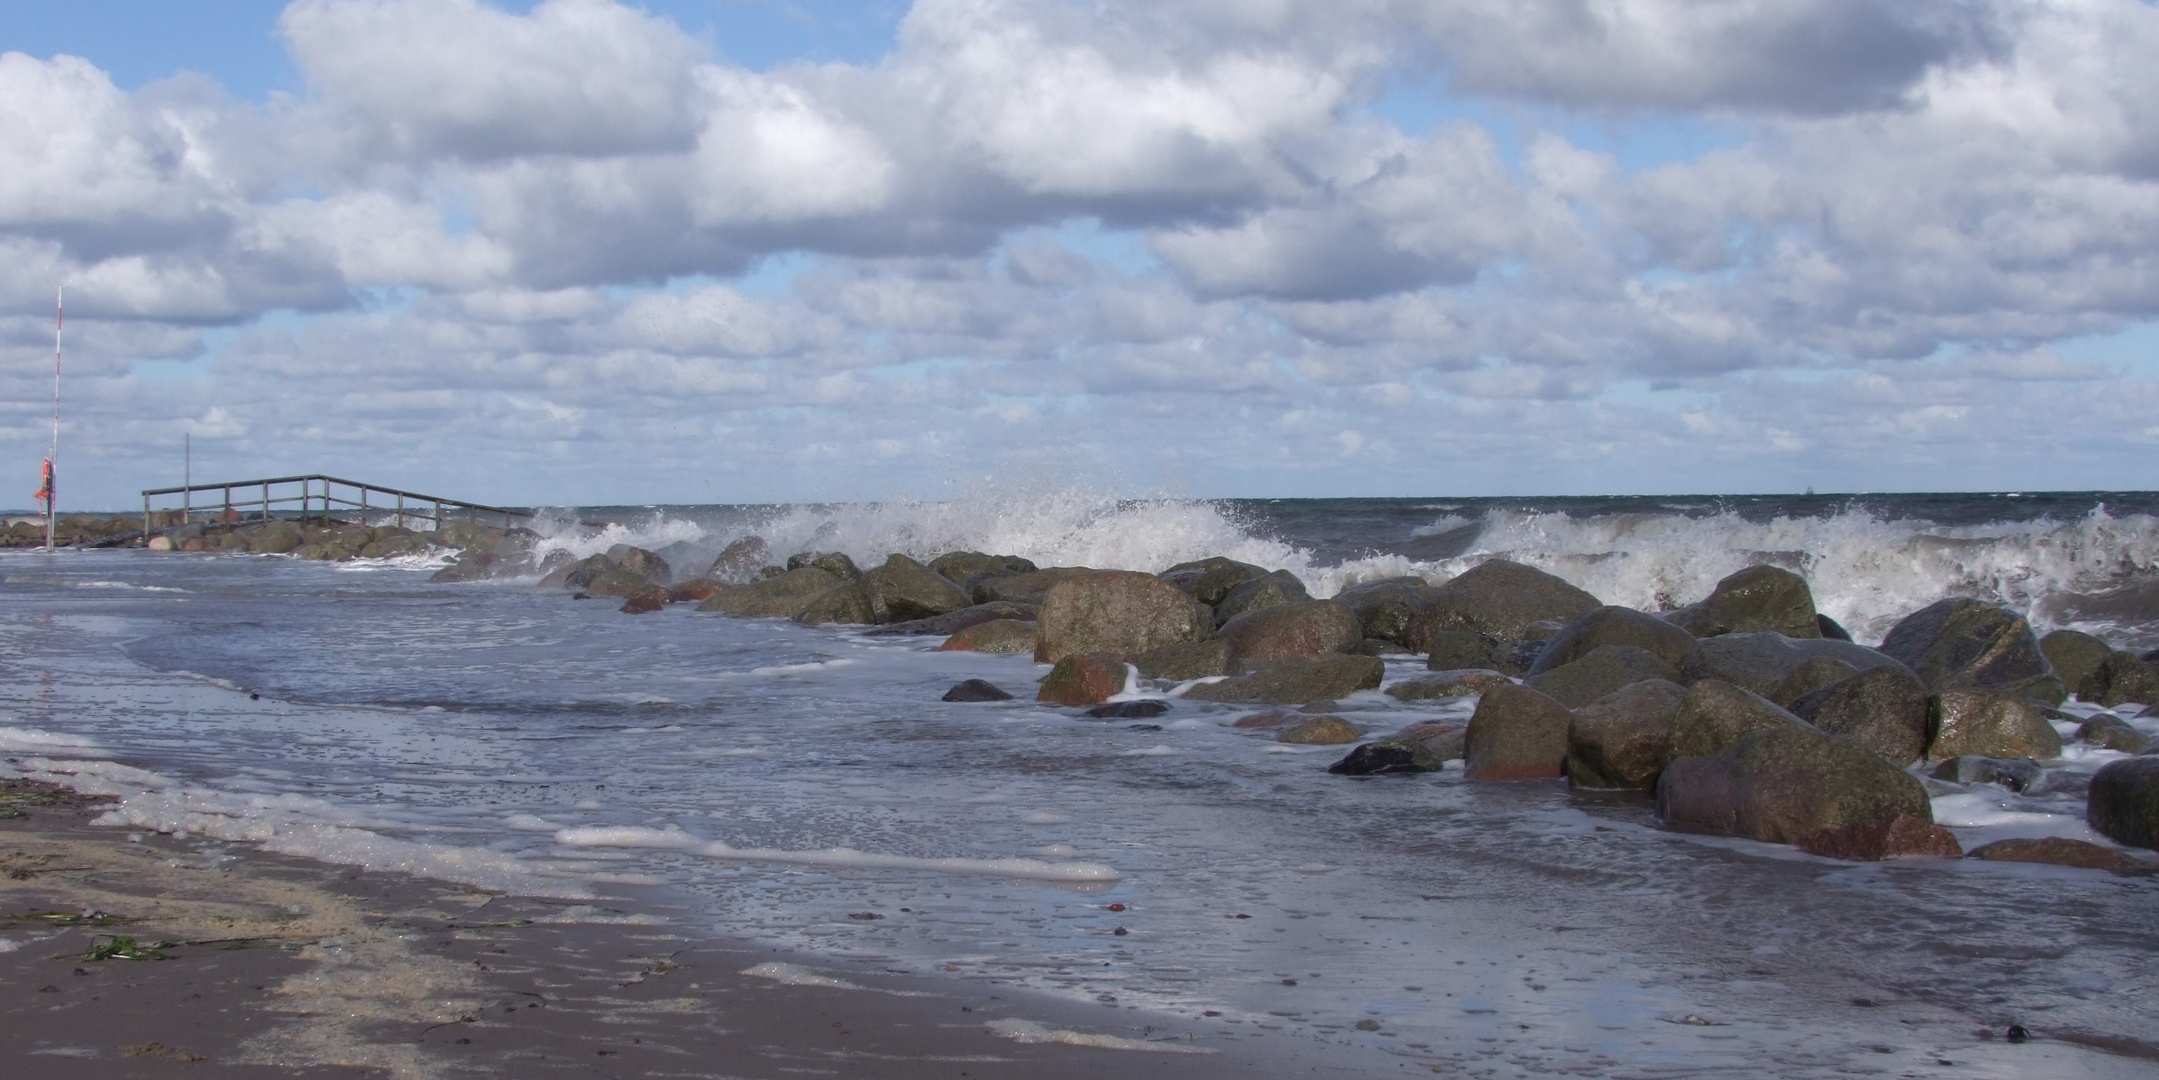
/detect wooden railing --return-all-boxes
[140,475,531,534]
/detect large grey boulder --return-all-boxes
[1133,639,1236,680]
[1929,755,2044,793]
[1657,726,1936,845]
[1159,557,1270,607]
[1408,559,1600,652]
[1878,598,2063,703]
[1386,669,1513,702]
[1463,684,1573,781]
[793,583,875,626]
[1790,666,1933,765]
[2087,757,2159,849]
[861,554,972,624]
[1667,679,1814,760]
[1034,571,1211,663]
[787,550,860,581]
[1213,570,1311,626]
[706,536,771,583]
[1525,645,1683,709]
[2040,629,2112,699]
[1679,633,1909,705]
[1218,600,1362,662]
[972,567,1098,606]
[1529,606,1698,676]
[1925,690,2063,762]
[1183,655,1385,705]
[609,545,672,585]
[1567,678,1688,790]
[1426,630,1515,676]
[2080,650,2159,708]
[2079,713,2155,754]
[1667,565,1821,639]
[927,552,1038,593]
[582,567,653,599]
[1332,577,1432,649]
[697,566,843,617]
[866,600,1037,637]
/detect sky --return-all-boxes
[3,0,2158,510]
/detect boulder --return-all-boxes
[1037,654,1130,706]
[1770,656,1861,708]
[1525,645,1683,709]
[1278,716,1362,745]
[2040,629,2112,699]
[1408,559,1600,651]
[1667,565,1822,639]
[1182,655,1386,705]
[1657,725,1937,845]
[938,619,1037,654]
[1426,630,1511,675]
[706,536,771,583]
[1218,600,1362,662]
[257,524,304,555]
[1388,721,1468,763]
[2080,650,2159,708]
[1529,606,1698,676]
[928,552,1039,592]
[1159,557,1270,607]
[1463,684,1573,781]
[1230,709,1297,729]
[2079,714,2155,754]
[1796,815,1963,861]
[582,568,653,599]
[867,601,1038,637]
[1386,669,1513,702]
[2086,757,2159,849]
[1567,678,1688,790]
[1667,680,1813,760]
[1929,755,2043,793]
[1878,598,2061,702]
[793,583,876,626]
[1681,633,1911,705]
[549,554,613,590]
[619,586,669,615]
[697,566,843,617]
[1212,570,1311,626]
[1132,639,1236,680]
[1087,700,1171,720]
[1034,571,1211,663]
[609,546,671,585]
[1926,690,2063,762]
[667,579,727,604]
[1816,613,1853,641]
[1332,577,1433,648]
[974,567,1100,607]
[861,554,972,624]
[1790,666,1933,765]
[943,679,1014,703]
[1328,739,1444,776]
[1966,836,2142,873]
[788,551,861,581]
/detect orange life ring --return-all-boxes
[32,457,52,503]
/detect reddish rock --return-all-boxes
[1464,684,1573,781]
[1034,571,1211,663]
[1965,837,2143,873]
[1217,599,1361,662]
[667,579,726,603]
[938,619,1037,654]
[1797,814,1963,861]
[1037,654,1129,706]
[1278,716,1361,745]
[619,587,669,615]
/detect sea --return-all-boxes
[4,489,2158,1078]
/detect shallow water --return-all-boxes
[4,492,2159,1076]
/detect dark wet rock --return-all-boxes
[2040,629,2112,700]
[1815,613,1853,641]
[1278,716,1362,745]
[927,552,1038,592]
[1797,815,1962,861]
[1087,700,1170,719]
[1328,740,1443,776]
[1219,600,1362,662]
[1680,633,1908,705]
[696,566,843,617]
[793,582,876,626]
[1331,577,1432,648]
[619,586,669,615]
[1520,619,1566,642]
[1212,570,1311,627]
[1791,666,1934,765]
[973,567,1101,607]
[942,679,1014,703]
[1667,565,1822,639]
[583,567,653,599]
[1530,606,1698,677]
[606,546,671,585]
[2079,650,2159,708]
[867,600,1038,637]
[1407,559,1600,652]
[1929,755,2043,793]
[1879,598,2061,702]
[1526,645,1683,709]
[1355,637,1415,656]
[1464,684,1573,781]
[1667,680,1813,760]
[2078,713,2154,753]
[1132,639,1236,680]
[1658,725,1936,845]
[1966,836,2143,873]
[1425,630,1511,675]
[667,579,726,604]
[1926,690,2063,762]
[1038,654,1130,706]
[1390,721,1468,763]
[1034,571,1211,663]
[785,551,860,581]
[1386,669,1513,702]
[2087,757,2159,849]
[937,619,1037,654]
[1183,655,1386,705]
[1567,678,1688,790]
[1159,557,1270,607]
[547,553,612,590]
[706,536,770,583]
[861,554,971,624]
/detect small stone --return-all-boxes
[942,679,1013,703]
[1085,700,1170,719]
[1965,836,2140,873]
[1037,654,1129,706]
[1277,716,1361,745]
[1796,814,1963,861]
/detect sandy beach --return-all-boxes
[1,778,1369,1079]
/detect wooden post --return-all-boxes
[396,492,404,530]
[142,494,150,541]
[262,481,270,522]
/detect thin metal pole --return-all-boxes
[262,481,270,522]
[183,434,191,523]
[396,492,404,529]
[44,283,61,551]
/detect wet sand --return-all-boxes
[0,779,1370,1079]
